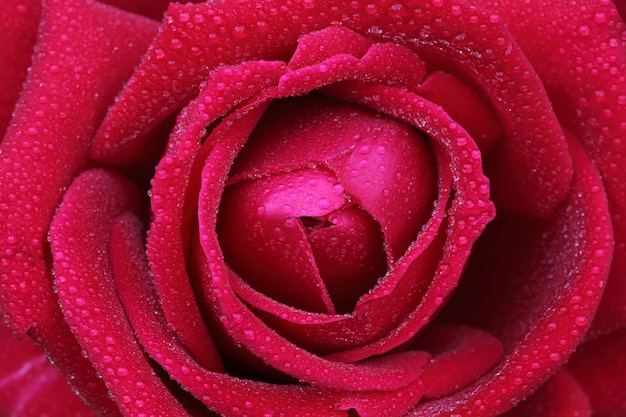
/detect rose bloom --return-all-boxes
[1,0,625,416]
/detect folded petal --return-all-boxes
[50,169,192,417]
[0,324,95,417]
[0,0,158,411]
[92,0,573,220]
[567,328,626,417]
[410,131,613,416]
[474,0,626,340]
[502,370,591,417]
[0,0,40,137]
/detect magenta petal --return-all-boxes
[196,112,431,390]
[50,169,191,417]
[567,329,626,417]
[0,0,157,337]
[415,325,503,399]
[288,26,373,69]
[224,106,451,354]
[475,0,626,338]
[219,168,342,313]
[0,324,95,417]
[147,60,285,371]
[116,210,431,417]
[0,0,40,137]
[410,133,613,416]
[416,71,502,154]
[502,370,591,417]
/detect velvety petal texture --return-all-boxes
[0,323,95,417]
[1,0,624,416]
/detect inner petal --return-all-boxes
[217,167,343,314]
[307,204,387,313]
[219,94,438,313]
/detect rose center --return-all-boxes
[217,95,437,314]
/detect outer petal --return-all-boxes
[49,169,192,417]
[0,0,158,337]
[0,0,40,137]
[114,211,432,417]
[410,133,613,415]
[501,370,591,417]
[0,0,158,413]
[92,0,572,219]
[474,0,626,338]
[567,328,626,417]
[0,324,95,417]
[146,60,287,371]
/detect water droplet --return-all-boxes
[318,198,331,209]
[233,25,248,38]
[575,316,588,326]
[594,12,607,23]
[388,3,407,18]
[365,3,378,14]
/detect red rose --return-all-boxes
[1,0,625,416]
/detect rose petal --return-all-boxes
[49,169,192,417]
[415,71,502,154]
[115,210,430,417]
[219,167,342,314]
[150,51,448,354]
[323,83,495,362]
[567,328,626,417]
[0,0,158,411]
[195,107,431,392]
[0,0,157,336]
[92,0,573,220]
[146,60,286,372]
[474,0,626,339]
[0,323,95,417]
[414,325,503,399]
[501,369,592,417]
[410,131,613,416]
[194,74,453,358]
[288,26,373,70]
[0,0,40,137]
